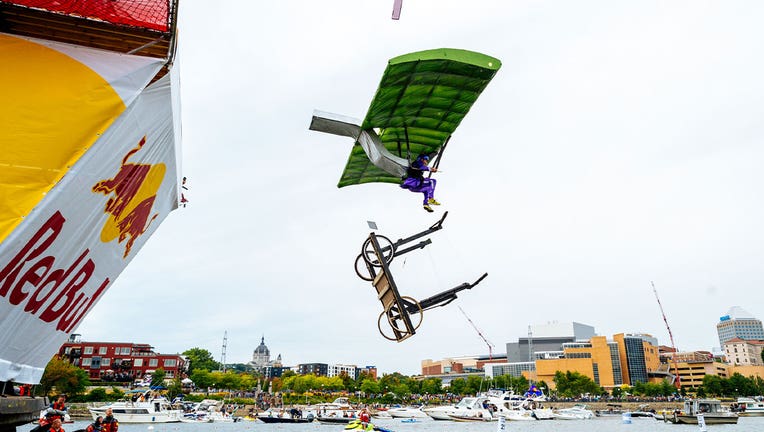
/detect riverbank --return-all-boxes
[67,401,685,419]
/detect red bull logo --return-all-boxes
[92,136,165,258]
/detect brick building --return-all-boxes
[58,334,186,382]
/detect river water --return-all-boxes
[32,416,764,432]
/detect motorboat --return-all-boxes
[371,409,392,419]
[317,416,353,424]
[179,412,212,423]
[309,397,359,419]
[387,406,429,418]
[502,399,554,420]
[628,404,658,419]
[594,403,625,417]
[423,396,493,420]
[502,409,535,421]
[734,397,764,416]
[88,394,182,423]
[255,408,315,423]
[663,399,738,424]
[258,416,314,424]
[553,404,595,420]
[188,399,240,422]
[447,412,492,422]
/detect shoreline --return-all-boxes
[67,401,685,419]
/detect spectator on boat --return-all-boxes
[86,416,103,432]
[48,395,67,422]
[49,419,64,432]
[359,408,371,428]
[101,408,119,432]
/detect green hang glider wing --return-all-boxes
[337,48,501,188]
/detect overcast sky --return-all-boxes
[77,0,764,376]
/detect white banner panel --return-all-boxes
[0,75,179,384]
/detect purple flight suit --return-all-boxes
[400,159,437,204]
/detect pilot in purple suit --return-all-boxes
[400,154,440,212]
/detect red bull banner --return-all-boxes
[0,33,180,384]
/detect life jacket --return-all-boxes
[101,417,119,432]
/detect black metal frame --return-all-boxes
[356,211,487,342]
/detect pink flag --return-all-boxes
[392,0,402,20]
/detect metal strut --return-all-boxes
[355,212,487,342]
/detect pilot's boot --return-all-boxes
[423,204,434,212]
[428,198,441,206]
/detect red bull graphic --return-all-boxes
[0,211,110,333]
[92,136,166,258]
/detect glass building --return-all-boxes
[717,307,764,345]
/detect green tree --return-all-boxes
[553,371,602,398]
[728,373,754,396]
[40,357,91,397]
[391,383,410,399]
[87,388,109,402]
[420,378,442,395]
[151,368,166,386]
[190,369,214,394]
[492,375,507,390]
[465,376,484,395]
[361,379,381,395]
[167,376,183,400]
[611,386,623,398]
[239,374,257,391]
[449,378,466,395]
[182,348,219,374]
[217,371,242,390]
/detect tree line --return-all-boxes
[36,347,764,402]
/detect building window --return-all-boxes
[120,347,131,355]
[149,359,158,367]
[163,359,177,367]
[102,358,110,366]
[99,347,107,355]
[82,358,91,366]
[84,347,93,355]
[134,359,143,367]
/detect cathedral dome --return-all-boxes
[254,336,270,356]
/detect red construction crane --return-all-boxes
[652,281,681,389]
[458,306,495,360]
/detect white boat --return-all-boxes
[501,399,554,421]
[553,404,595,420]
[447,411,492,422]
[179,412,212,423]
[371,409,392,419]
[387,406,429,418]
[502,409,536,421]
[735,397,764,416]
[188,399,240,422]
[308,397,359,419]
[423,396,493,421]
[89,395,182,423]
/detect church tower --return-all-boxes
[252,336,271,368]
